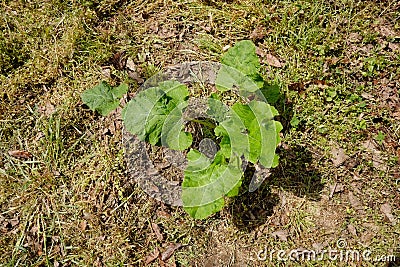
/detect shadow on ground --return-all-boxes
[231,145,324,231]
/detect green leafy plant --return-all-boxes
[123,80,192,150]
[81,40,282,219]
[81,81,128,116]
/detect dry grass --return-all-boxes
[1,0,399,266]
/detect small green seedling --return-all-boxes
[375,131,385,145]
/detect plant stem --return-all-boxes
[191,119,216,129]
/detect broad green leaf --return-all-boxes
[214,110,249,159]
[221,40,260,77]
[215,100,281,168]
[113,83,129,98]
[161,103,193,150]
[216,40,264,92]
[215,65,261,93]
[123,80,192,150]
[206,97,230,122]
[260,83,281,104]
[271,121,283,167]
[182,150,243,219]
[81,81,128,116]
[231,103,259,162]
[247,100,279,167]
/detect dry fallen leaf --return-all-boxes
[125,58,144,84]
[372,153,386,171]
[38,102,56,116]
[222,44,231,51]
[362,139,377,151]
[331,147,349,167]
[347,224,357,236]
[156,209,171,219]
[101,67,111,78]
[288,82,305,93]
[380,203,397,225]
[79,220,87,231]
[265,54,283,68]
[360,231,375,245]
[329,183,345,198]
[152,223,163,242]
[144,248,160,265]
[161,243,182,261]
[111,51,127,70]
[125,58,136,72]
[362,140,386,171]
[250,26,269,41]
[348,191,365,215]
[8,150,32,159]
[361,92,375,101]
[83,211,94,220]
[10,218,19,227]
[279,190,287,207]
[159,255,177,267]
[310,80,330,89]
[362,222,380,232]
[271,229,288,241]
[388,42,399,52]
[127,70,144,84]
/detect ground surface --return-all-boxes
[1,0,399,266]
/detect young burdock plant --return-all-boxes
[81,40,282,219]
